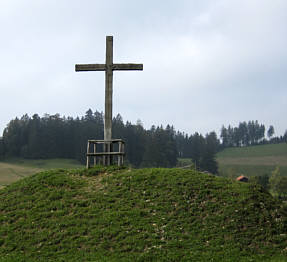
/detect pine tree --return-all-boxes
[200,132,219,174]
[267,125,275,139]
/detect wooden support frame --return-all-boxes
[86,139,125,168]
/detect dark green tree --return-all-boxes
[267,125,275,139]
[200,132,219,174]
[142,125,177,167]
[2,117,22,157]
[0,137,4,159]
[284,130,287,143]
[220,126,228,147]
[189,132,205,169]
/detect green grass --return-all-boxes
[0,158,84,187]
[2,158,83,169]
[177,158,195,168]
[0,166,286,261]
[217,143,287,178]
[218,165,287,179]
[217,143,287,158]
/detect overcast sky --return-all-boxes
[0,0,286,137]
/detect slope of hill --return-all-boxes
[0,158,83,187]
[0,166,286,261]
[217,143,287,178]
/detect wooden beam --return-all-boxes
[86,142,90,168]
[76,63,143,71]
[105,36,113,142]
[75,64,106,71]
[87,152,125,156]
[113,64,143,71]
[88,139,125,143]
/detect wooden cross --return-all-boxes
[75,36,143,141]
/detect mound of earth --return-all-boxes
[0,166,286,261]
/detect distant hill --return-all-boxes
[0,166,286,261]
[217,143,287,178]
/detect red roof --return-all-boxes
[236,175,248,181]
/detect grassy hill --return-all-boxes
[217,143,287,178]
[0,166,286,261]
[0,158,83,188]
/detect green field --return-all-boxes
[0,166,286,261]
[0,158,83,187]
[217,143,287,158]
[216,143,287,178]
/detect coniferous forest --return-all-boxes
[1,110,286,174]
[220,121,287,147]
[0,109,219,173]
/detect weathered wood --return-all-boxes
[113,64,143,70]
[86,142,90,168]
[105,36,113,142]
[122,143,125,166]
[76,36,143,143]
[75,63,143,71]
[88,139,125,143]
[93,144,97,166]
[86,139,125,167]
[76,36,142,167]
[118,142,122,166]
[87,152,125,156]
[75,64,106,71]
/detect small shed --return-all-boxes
[236,175,249,182]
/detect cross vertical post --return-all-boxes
[105,36,113,165]
[105,36,113,142]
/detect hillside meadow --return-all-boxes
[0,158,83,188]
[216,143,287,178]
[0,166,286,261]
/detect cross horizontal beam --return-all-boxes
[113,64,143,70]
[75,64,105,71]
[75,63,143,71]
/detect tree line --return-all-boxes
[220,121,287,148]
[1,111,285,173]
[0,110,219,173]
